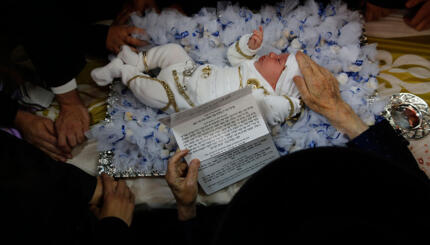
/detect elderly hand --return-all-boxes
[293,51,368,139]
[404,0,430,31]
[106,25,148,54]
[106,0,153,54]
[14,110,71,162]
[91,174,135,226]
[166,149,200,221]
[54,90,90,154]
[248,26,264,50]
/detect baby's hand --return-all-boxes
[248,26,263,50]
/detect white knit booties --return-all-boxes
[117,45,145,72]
[91,58,124,86]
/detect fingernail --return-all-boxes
[191,159,200,165]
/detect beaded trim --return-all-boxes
[126,75,179,112]
[235,41,255,60]
[283,95,295,120]
[246,78,270,95]
[238,66,243,89]
[172,70,195,107]
[143,52,149,73]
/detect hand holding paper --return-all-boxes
[166,150,200,221]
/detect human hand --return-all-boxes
[364,2,394,21]
[106,25,149,54]
[293,52,368,139]
[165,149,200,221]
[247,26,264,50]
[14,110,71,162]
[91,174,135,226]
[55,90,90,154]
[404,0,430,31]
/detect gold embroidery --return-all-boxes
[235,41,255,60]
[143,52,149,73]
[246,79,270,95]
[283,95,295,120]
[172,70,195,108]
[201,65,212,78]
[126,75,178,112]
[238,67,243,89]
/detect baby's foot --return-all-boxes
[117,45,145,71]
[91,58,123,86]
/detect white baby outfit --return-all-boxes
[91,33,302,126]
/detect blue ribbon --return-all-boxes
[175,31,189,40]
[112,125,126,146]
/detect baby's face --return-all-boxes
[254,52,289,88]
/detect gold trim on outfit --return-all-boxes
[235,41,255,59]
[238,67,243,89]
[282,95,295,120]
[246,79,270,95]
[142,52,149,73]
[172,70,195,107]
[126,75,179,112]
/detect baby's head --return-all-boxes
[254,52,289,89]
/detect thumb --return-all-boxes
[185,159,200,183]
[293,75,310,100]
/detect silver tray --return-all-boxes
[381,93,430,139]
[97,81,168,178]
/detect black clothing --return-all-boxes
[2,0,126,89]
[0,128,132,244]
[0,91,19,127]
[211,121,430,244]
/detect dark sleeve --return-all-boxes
[180,217,201,245]
[0,91,19,127]
[0,130,97,208]
[94,217,132,244]
[84,24,110,58]
[347,119,427,181]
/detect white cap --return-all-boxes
[275,54,302,97]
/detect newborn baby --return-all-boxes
[92,26,302,126]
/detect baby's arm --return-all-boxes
[227,27,263,66]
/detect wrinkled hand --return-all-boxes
[166,150,200,221]
[91,174,135,226]
[14,110,71,162]
[247,26,264,50]
[293,51,368,139]
[106,0,155,54]
[364,2,394,21]
[404,0,430,31]
[106,25,148,54]
[55,90,90,154]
